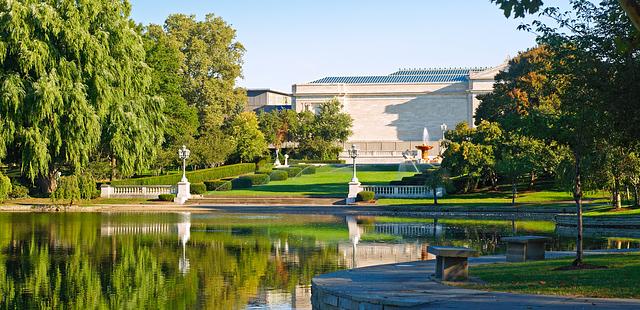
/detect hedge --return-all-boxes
[232,177,252,189]
[9,182,29,198]
[357,191,375,202]
[268,170,288,181]
[299,165,316,174]
[276,167,303,178]
[239,174,270,186]
[112,163,256,185]
[158,194,175,201]
[204,180,232,191]
[289,159,346,164]
[190,182,207,195]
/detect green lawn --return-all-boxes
[378,190,609,208]
[585,207,640,217]
[463,253,640,298]
[205,165,417,197]
[204,164,611,209]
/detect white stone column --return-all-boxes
[174,181,191,204]
[346,181,362,204]
[100,184,113,198]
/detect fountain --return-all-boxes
[415,127,433,162]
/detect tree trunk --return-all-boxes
[612,175,622,209]
[573,157,584,266]
[618,0,640,32]
[529,172,536,189]
[110,156,117,181]
[433,187,438,205]
[38,168,59,194]
[490,171,498,191]
[633,183,639,207]
[511,181,517,206]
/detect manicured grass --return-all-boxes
[585,207,640,217]
[378,190,609,208]
[372,216,556,233]
[464,253,640,298]
[205,165,417,198]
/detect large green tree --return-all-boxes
[294,99,353,160]
[163,14,247,131]
[0,0,164,192]
[228,112,267,163]
[441,121,502,192]
[142,24,198,148]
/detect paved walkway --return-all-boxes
[312,251,640,309]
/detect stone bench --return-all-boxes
[502,236,551,262]
[427,246,479,281]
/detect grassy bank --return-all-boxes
[205,165,416,197]
[464,253,640,298]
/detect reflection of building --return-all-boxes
[292,64,507,163]
[246,89,292,112]
[345,217,435,268]
[100,212,192,274]
[251,286,312,310]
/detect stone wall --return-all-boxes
[292,63,507,163]
[311,282,386,310]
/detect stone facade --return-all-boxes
[292,64,507,163]
[246,89,292,112]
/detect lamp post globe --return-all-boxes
[348,144,359,183]
[178,145,190,182]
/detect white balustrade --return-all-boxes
[100,184,177,199]
[360,185,444,198]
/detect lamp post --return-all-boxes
[175,145,191,204]
[348,144,359,183]
[178,145,190,182]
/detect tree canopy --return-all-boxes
[0,0,164,191]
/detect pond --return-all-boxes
[0,212,638,309]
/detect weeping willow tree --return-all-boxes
[0,0,164,192]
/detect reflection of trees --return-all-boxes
[0,214,345,309]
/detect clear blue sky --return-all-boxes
[129,0,548,92]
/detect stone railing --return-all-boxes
[360,185,444,198]
[100,184,177,199]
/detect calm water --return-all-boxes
[0,212,638,309]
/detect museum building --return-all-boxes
[291,63,507,163]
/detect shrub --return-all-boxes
[357,191,375,202]
[268,170,288,181]
[239,174,270,186]
[277,167,303,178]
[158,194,175,201]
[112,163,256,185]
[289,159,346,165]
[9,182,29,198]
[299,165,316,174]
[77,174,96,200]
[255,157,271,171]
[0,173,11,202]
[204,180,232,191]
[51,176,81,204]
[190,182,207,195]
[256,167,273,175]
[232,177,252,189]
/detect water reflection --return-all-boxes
[0,212,638,309]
